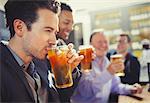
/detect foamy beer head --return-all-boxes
[110,54,125,76]
[110,54,123,63]
[48,45,73,88]
[79,45,93,72]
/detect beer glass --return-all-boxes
[48,45,73,88]
[79,45,93,72]
[110,54,125,76]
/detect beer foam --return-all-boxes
[110,54,123,58]
[79,45,93,50]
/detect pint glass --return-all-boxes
[110,54,125,76]
[48,45,73,88]
[79,45,93,72]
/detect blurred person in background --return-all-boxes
[71,31,142,103]
[139,39,150,83]
[117,34,141,85]
[0,0,83,102]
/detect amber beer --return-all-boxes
[110,54,125,76]
[48,45,73,88]
[79,45,93,72]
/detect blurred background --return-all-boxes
[0,0,150,58]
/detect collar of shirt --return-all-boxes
[7,45,31,71]
[93,56,110,73]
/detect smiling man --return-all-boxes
[57,2,74,45]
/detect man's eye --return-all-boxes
[46,30,52,32]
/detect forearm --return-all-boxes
[111,76,132,95]
[77,69,113,97]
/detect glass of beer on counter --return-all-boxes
[110,54,125,76]
[78,45,93,72]
[48,45,73,88]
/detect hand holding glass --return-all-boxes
[110,54,125,76]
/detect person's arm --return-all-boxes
[77,59,125,98]
[75,69,113,98]
[111,76,143,95]
[111,76,132,95]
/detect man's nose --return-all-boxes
[49,34,57,45]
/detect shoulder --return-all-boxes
[0,42,10,57]
[128,53,138,61]
[0,42,7,52]
[127,53,140,67]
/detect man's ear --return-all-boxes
[13,19,26,37]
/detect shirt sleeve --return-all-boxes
[75,69,114,98]
[111,75,132,95]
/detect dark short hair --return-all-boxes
[119,34,131,43]
[5,0,60,38]
[90,32,97,43]
[60,2,72,12]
